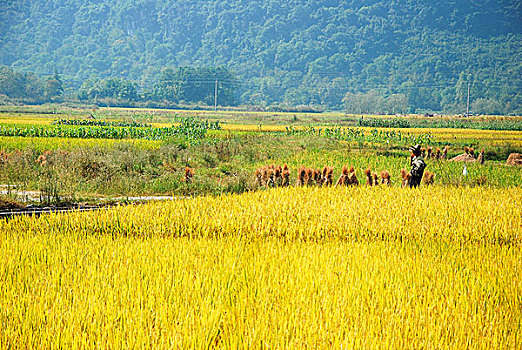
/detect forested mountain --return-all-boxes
[1,0,521,113]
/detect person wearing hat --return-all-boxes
[408,144,426,188]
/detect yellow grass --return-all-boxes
[0,115,54,125]
[1,186,521,348]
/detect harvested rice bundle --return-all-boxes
[254,167,264,186]
[400,169,411,187]
[442,146,449,160]
[380,170,391,186]
[427,147,433,159]
[347,167,358,186]
[313,168,322,186]
[182,166,195,183]
[335,166,350,186]
[435,148,441,160]
[477,149,485,164]
[423,171,435,185]
[322,166,334,186]
[281,164,291,187]
[297,166,307,186]
[304,168,314,186]
[365,168,378,186]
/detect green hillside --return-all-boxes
[1,0,521,113]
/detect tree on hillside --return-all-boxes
[0,65,45,102]
[77,78,138,101]
[153,67,238,106]
[44,73,64,101]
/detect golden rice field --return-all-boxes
[221,124,522,145]
[1,186,521,348]
[5,186,520,243]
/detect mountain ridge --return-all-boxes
[1,0,520,112]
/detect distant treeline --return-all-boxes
[1,65,519,115]
[0,65,238,107]
[0,66,64,104]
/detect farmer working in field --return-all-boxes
[408,144,426,188]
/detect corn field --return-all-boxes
[0,117,220,141]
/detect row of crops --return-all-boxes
[285,125,434,145]
[0,117,221,141]
[52,119,152,128]
[357,117,522,131]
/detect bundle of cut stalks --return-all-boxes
[426,147,433,159]
[322,166,334,186]
[255,164,285,187]
[365,168,379,186]
[36,150,53,166]
[310,169,323,186]
[442,146,449,160]
[400,169,411,187]
[335,166,358,186]
[305,168,314,186]
[477,149,485,165]
[348,168,358,186]
[274,165,283,186]
[335,166,349,186]
[281,164,290,187]
[423,171,435,185]
[297,166,307,186]
[266,167,275,187]
[380,170,391,186]
[255,167,264,186]
[182,166,195,183]
[435,148,441,160]
[295,166,326,186]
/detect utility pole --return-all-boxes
[214,79,218,111]
[466,80,471,117]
